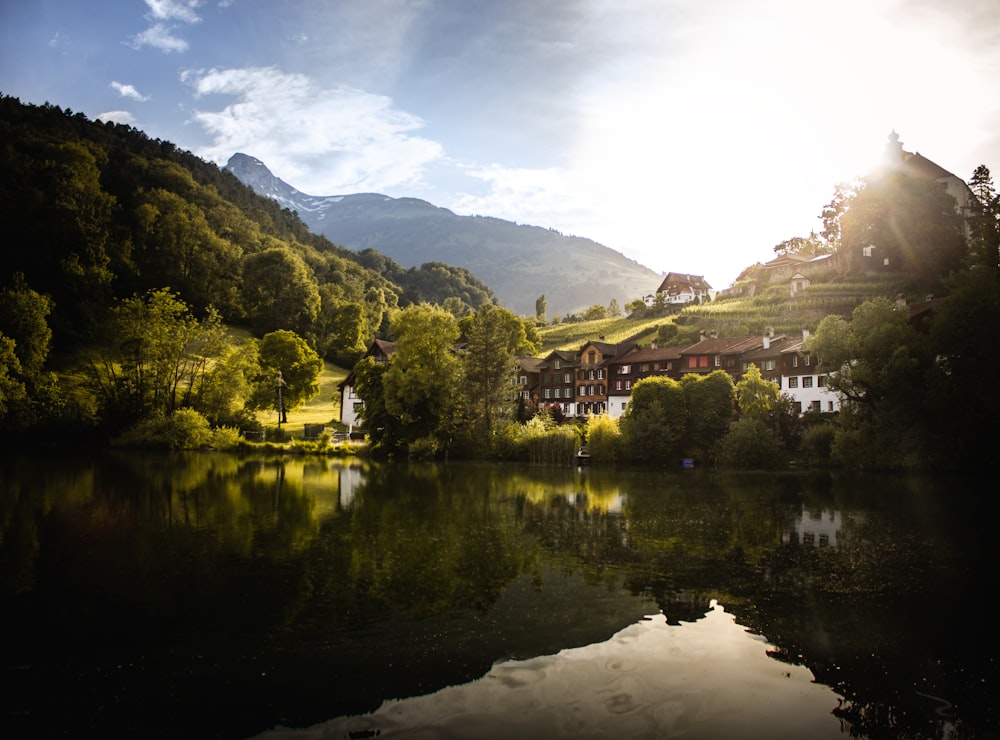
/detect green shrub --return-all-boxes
[718,418,784,470]
[114,408,214,450]
[584,415,622,463]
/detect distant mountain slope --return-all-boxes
[226,153,661,316]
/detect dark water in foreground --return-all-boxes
[0,452,995,739]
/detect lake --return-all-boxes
[1,452,994,739]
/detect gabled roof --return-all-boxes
[656,272,712,294]
[538,349,578,369]
[614,345,683,364]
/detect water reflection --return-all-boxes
[256,601,845,740]
[0,455,993,739]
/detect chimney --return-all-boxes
[651,339,657,350]
[762,334,770,350]
[802,327,810,341]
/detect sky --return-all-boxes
[3,0,1000,290]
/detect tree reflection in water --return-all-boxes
[0,454,993,739]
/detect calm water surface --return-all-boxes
[0,452,994,739]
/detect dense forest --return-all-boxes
[0,96,498,440]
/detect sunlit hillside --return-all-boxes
[538,273,909,353]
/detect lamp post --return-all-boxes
[276,371,286,426]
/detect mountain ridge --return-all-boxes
[226,153,661,316]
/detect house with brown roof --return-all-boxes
[575,340,637,416]
[653,272,713,305]
[338,338,396,431]
[537,349,578,417]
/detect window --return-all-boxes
[564,388,572,399]
[554,360,561,370]
[788,376,799,388]
[698,356,709,368]
[597,369,604,379]
[792,355,799,368]
[640,363,649,373]
[714,355,721,367]
[742,362,750,373]
[804,354,811,366]
[353,402,363,412]
[811,400,821,412]
[688,357,697,368]
[588,351,596,365]
[579,385,587,396]
[588,385,595,396]
[764,359,776,371]
[828,401,835,412]
[588,369,595,380]
[625,380,631,391]
[619,365,631,375]
[564,373,572,384]
[817,375,826,388]
[615,380,622,391]
[803,376,814,388]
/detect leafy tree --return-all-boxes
[734,364,779,421]
[838,171,966,286]
[924,268,1000,468]
[240,247,321,337]
[680,370,735,459]
[608,298,621,317]
[656,323,679,345]
[808,298,931,468]
[772,232,832,258]
[382,304,461,453]
[93,289,227,424]
[0,334,27,418]
[581,304,608,321]
[0,274,53,379]
[620,376,687,464]
[251,330,323,419]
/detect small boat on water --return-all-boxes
[576,446,591,465]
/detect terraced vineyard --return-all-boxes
[538,274,908,352]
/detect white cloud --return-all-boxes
[96,110,137,125]
[128,0,201,53]
[128,22,189,52]
[182,66,445,194]
[144,0,202,24]
[111,81,150,102]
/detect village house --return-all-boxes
[338,338,396,432]
[646,272,714,306]
[536,349,579,417]
[574,339,636,416]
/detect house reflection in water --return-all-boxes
[782,508,847,548]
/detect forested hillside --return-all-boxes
[0,96,494,361]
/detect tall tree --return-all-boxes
[459,304,526,442]
[535,294,547,323]
[382,304,461,451]
[966,165,1000,272]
